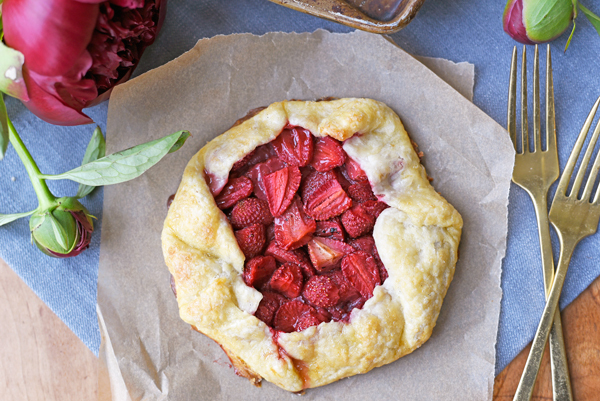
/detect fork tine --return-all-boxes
[521,46,529,153]
[533,45,541,152]
[546,45,556,153]
[573,97,600,197]
[557,96,600,197]
[581,108,600,202]
[508,46,518,148]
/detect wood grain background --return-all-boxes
[1,257,598,400]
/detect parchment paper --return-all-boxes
[98,30,514,400]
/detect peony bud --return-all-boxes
[503,0,573,44]
[29,197,94,258]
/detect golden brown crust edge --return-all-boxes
[161,98,463,392]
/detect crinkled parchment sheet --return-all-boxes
[97,30,514,401]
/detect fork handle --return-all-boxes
[513,237,578,401]
[533,196,573,401]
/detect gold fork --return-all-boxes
[508,45,573,400]
[514,95,600,400]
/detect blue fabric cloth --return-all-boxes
[1,0,600,377]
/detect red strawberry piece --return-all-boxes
[273,299,313,333]
[305,179,353,221]
[345,296,367,311]
[214,176,254,209]
[348,237,389,284]
[301,170,337,204]
[326,306,348,322]
[333,167,352,190]
[341,204,375,238]
[245,157,287,200]
[314,218,345,241]
[231,149,257,172]
[341,251,381,299]
[243,256,277,288]
[265,241,316,278]
[302,275,340,307]
[254,291,286,326]
[265,224,276,243]
[272,127,314,167]
[295,309,327,331]
[229,198,273,229]
[263,166,301,217]
[328,270,361,303]
[361,200,389,219]
[310,136,346,172]
[234,224,266,259]
[344,157,368,181]
[306,237,354,272]
[273,196,316,250]
[232,144,277,174]
[347,180,376,203]
[269,263,304,298]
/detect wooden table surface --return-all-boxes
[1,256,599,401]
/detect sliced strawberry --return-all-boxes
[341,204,375,238]
[265,224,276,243]
[265,241,316,278]
[301,170,337,204]
[272,127,314,167]
[269,263,304,298]
[215,176,254,209]
[232,143,276,174]
[333,167,352,190]
[273,299,313,333]
[314,217,345,241]
[263,166,301,217]
[243,256,277,288]
[348,236,377,256]
[343,157,368,181]
[306,237,353,272]
[341,251,381,299]
[234,224,266,259]
[231,149,256,172]
[349,236,388,283]
[254,291,286,326]
[295,309,327,331]
[245,157,287,200]
[310,136,346,172]
[326,306,348,322]
[361,200,389,219]
[229,198,273,229]
[328,270,361,303]
[302,275,340,307]
[305,179,353,221]
[273,196,316,250]
[347,181,376,203]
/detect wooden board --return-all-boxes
[0,256,598,400]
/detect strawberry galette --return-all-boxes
[162,98,463,392]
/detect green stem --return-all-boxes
[7,118,55,209]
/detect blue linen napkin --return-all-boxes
[1,0,599,376]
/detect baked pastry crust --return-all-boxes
[161,98,463,392]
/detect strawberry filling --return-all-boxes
[208,124,391,333]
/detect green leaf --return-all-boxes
[0,94,8,160]
[0,210,36,227]
[42,130,190,186]
[0,40,28,101]
[579,3,600,37]
[76,126,106,199]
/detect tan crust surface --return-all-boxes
[161,98,463,392]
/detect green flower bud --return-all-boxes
[29,197,94,258]
[503,0,573,44]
